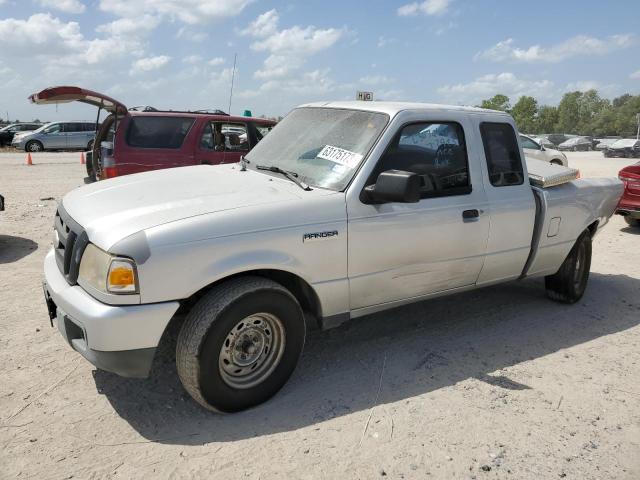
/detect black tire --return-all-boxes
[176,276,306,413]
[624,216,640,228]
[550,159,563,166]
[25,140,43,152]
[85,151,96,182]
[545,230,592,303]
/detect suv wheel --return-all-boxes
[545,230,592,303]
[624,216,640,228]
[176,276,306,412]
[26,140,43,152]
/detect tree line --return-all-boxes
[479,91,640,137]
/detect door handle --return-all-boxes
[462,209,480,220]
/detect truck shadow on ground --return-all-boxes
[0,234,38,264]
[93,272,640,445]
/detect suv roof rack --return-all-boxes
[127,106,230,116]
[128,106,158,112]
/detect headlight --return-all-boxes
[78,243,138,294]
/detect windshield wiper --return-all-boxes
[256,165,312,191]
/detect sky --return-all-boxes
[0,0,639,122]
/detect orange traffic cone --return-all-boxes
[26,153,33,166]
[80,152,86,165]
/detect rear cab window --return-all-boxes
[480,122,524,187]
[126,116,195,149]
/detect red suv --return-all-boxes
[617,161,640,228]
[29,86,276,181]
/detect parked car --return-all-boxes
[558,136,593,151]
[42,101,622,412]
[545,133,575,146]
[29,86,276,181]
[616,162,640,227]
[519,134,568,166]
[0,123,41,147]
[604,138,640,158]
[12,121,97,152]
[595,138,621,151]
[532,136,555,148]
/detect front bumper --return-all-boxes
[43,249,180,377]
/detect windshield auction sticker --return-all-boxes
[317,145,363,169]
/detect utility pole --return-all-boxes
[228,53,237,116]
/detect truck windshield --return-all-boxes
[245,107,389,191]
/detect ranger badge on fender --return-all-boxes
[303,230,339,242]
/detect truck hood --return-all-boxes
[62,164,322,250]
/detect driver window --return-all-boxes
[372,122,471,198]
[44,124,61,134]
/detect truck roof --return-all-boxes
[300,101,509,117]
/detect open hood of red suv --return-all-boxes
[28,86,127,114]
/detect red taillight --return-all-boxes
[102,166,118,179]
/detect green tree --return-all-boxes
[557,91,582,133]
[511,96,538,133]
[576,90,609,135]
[480,94,511,112]
[536,105,559,133]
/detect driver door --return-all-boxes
[43,123,67,149]
[347,120,490,310]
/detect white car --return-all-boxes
[520,134,568,166]
[43,102,621,412]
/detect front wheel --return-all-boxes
[545,231,592,303]
[25,140,43,152]
[176,276,306,412]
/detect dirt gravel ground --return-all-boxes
[1,151,639,479]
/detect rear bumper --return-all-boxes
[43,249,180,377]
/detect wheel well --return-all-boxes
[175,270,323,329]
[550,159,563,165]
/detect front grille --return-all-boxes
[53,205,88,285]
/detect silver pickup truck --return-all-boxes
[43,102,622,412]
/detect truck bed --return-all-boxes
[523,177,623,278]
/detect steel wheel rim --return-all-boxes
[218,312,285,389]
[29,143,40,152]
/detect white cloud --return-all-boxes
[398,0,451,16]
[377,36,396,47]
[241,9,279,37]
[175,27,208,42]
[37,0,86,14]
[130,55,171,75]
[208,57,225,66]
[99,0,253,25]
[437,72,555,104]
[243,10,343,80]
[630,70,640,80]
[182,55,202,64]
[96,15,160,36]
[359,75,393,86]
[476,34,636,63]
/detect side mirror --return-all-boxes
[363,169,421,204]
[540,145,545,151]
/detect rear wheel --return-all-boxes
[550,159,563,166]
[624,216,640,228]
[176,276,306,412]
[25,140,43,152]
[545,231,592,303]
